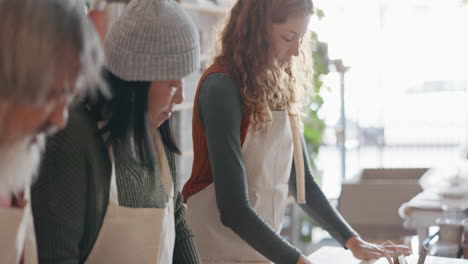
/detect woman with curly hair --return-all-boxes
[182,0,410,263]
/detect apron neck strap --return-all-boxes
[151,129,174,197]
[98,120,120,205]
[289,115,306,204]
[108,146,119,205]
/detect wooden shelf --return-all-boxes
[180,2,229,16]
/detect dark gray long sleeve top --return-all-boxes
[198,73,358,264]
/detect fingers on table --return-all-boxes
[382,240,412,256]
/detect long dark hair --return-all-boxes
[85,68,180,168]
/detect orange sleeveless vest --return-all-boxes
[182,63,250,202]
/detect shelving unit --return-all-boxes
[180,2,228,16]
[181,1,229,66]
[172,2,232,187]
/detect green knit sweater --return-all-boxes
[31,103,201,264]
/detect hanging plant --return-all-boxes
[296,7,331,247]
[303,8,329,186]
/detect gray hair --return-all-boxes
[0,0,107,105]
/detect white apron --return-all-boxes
[186,111,305,264]
[85,130,175,264]
[0,190,38,264]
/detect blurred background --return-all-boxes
[178,0,468,255]
[106,0,468,256]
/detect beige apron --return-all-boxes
[0,190,38,264]
[85,130,175,264]
[186,111,305,264]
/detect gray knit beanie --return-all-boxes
[104,0,200,81]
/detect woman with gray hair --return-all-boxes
[31,0,201,263]
[0,0,105,263]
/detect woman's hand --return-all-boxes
[345,236,411,263]
[296,254,315,264]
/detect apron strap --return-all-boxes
[289,115,306,204]
[108,147,120,205]
[98,121,120,206]
[151,129,174,197]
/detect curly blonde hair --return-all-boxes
[213,0,314,130]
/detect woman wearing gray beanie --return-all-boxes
[31,0,201,263]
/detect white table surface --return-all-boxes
[308,247,468,264]
[399,191,468,249]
